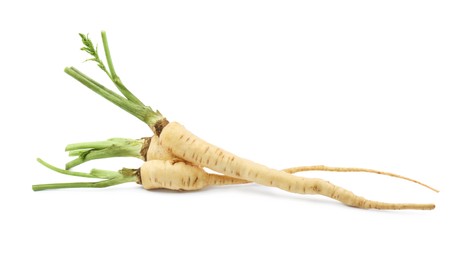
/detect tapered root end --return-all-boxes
[415,204,436,210]
[395,204,435,210]
[363,202,436,210]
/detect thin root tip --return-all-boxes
[423,184,439,193]
[426,204,436,210]
[418,204,436,210]
[405,203,436,210]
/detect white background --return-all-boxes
[1,1,461,259]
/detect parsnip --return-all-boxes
[34,31,438,210]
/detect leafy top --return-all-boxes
[79,33,110,77]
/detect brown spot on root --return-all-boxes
[311,185,321,193]
[179,135,184,140]
[139,137,152,161]
[204,147,209,153]
[154,118,169,136]
[235,171,240,177]
[193,176,199,186]
[186,137,190,142]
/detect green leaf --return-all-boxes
[79,33,110,76]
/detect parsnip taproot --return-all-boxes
[159,122,435,210]
[282,166,439,192]
[140,160,247,190]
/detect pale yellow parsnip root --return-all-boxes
[146,133,437,192]
[141,160,247,191]
[282,166,439,192]
[145,135,176,161]
[159,122,435,210]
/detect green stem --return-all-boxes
[32,177,136,191]
[68,150,88,156]
[66,141,117,151]
[65,67,138,112]
[101,31,144,105]
[66,138,142,151]
[37,158,99,178]
[65,157,87,170]
[65,138,144,169]
[90,169,126,179]
[33,159,139,191]
[101,31,117,81]
[64,67,161,128]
